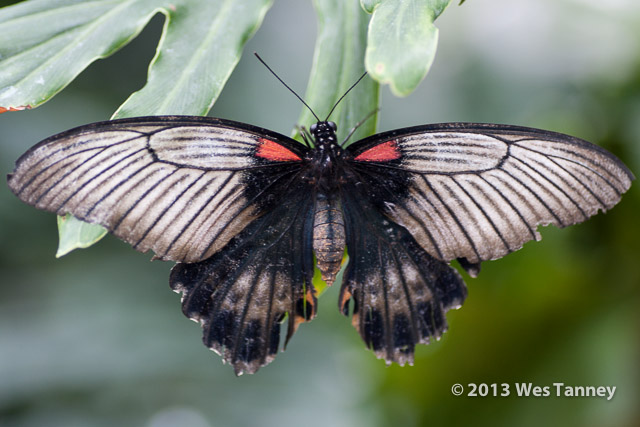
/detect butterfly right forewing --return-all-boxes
[346,123,634,266]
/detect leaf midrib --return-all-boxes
[153,0,236,113]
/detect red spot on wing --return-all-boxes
[256,138,302,162]
[354,140,401,162]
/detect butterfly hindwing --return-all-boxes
[346,123,634,267]
[339,178,467,365]
[169,179,316,375]
[7,116,308,263]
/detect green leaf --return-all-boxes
[0,0,159,110]
[0,0,273,255]
[0,0,273,113]
[365,0,451,96]
[295,0,379,147]
[113,0,273,118]
[55,214,108,258]
[360,0,382,14]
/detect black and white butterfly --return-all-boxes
[7,111,633,374]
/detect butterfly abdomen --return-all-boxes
[312,192,346,284]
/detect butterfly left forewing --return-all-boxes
[8,116,308,263]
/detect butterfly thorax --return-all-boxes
[306,121,346,284]
[306,121,345,189]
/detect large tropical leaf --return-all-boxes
[363,0,452,96]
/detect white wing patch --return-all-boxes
[399,132,508,173]
[150,126,258,170]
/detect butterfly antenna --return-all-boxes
[324,71,368,121]
[254,52,320,122]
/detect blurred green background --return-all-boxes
[1,0,639,426]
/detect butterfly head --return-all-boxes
[310,121,338,144]
[310,120,343,159]
[312,120,341,150]
[307,120,345,187]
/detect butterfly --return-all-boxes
[7,110,633,374]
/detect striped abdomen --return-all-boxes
[313,193,346,284]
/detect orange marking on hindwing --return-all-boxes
[354,140,401,162]
[293,288,317,332]
[256,138,301,161]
